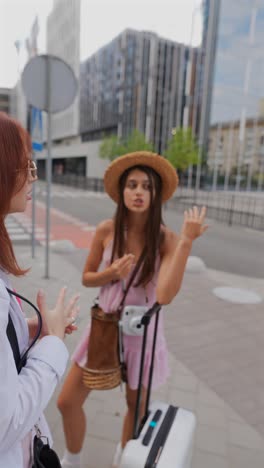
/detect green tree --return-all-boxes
[99,135,125,161]
[124,129,154,153]
[99,129,153,161]
[165,127,199,174]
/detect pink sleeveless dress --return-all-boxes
[72,240,170,389]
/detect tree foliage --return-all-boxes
[99,135,125,161]
[124,129,154,153]
[164,127,199,171]
[99,130,153,161]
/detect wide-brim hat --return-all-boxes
[104,151,178,203]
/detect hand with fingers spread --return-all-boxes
[180,206,208,243]
[36,287,80,340]
[110,253,135,281]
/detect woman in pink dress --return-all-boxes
[58,151,208,468]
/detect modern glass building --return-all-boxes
[201,0,264,190]
[80,29,200,154]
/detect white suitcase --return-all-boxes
[119,303,196,468]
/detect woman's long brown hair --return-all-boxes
[111,165,164,286]
[0,112,31,276]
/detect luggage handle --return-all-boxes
[141,302,161,326]
[133,302,161,439]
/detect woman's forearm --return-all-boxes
[82,266,116,287]
[156,238,192,304]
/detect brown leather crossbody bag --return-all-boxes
[82,253,144,390]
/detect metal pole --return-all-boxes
[224,121,234,191]
[246,117,258,191]
[212,122,222,190]
[29,105,36,258]
[186,6,196,189]
[228,194,235,226]
[257,159,264,192]
[31,150,36,258]
[189,45,203,190]
[236,4,257,192]
[195,0,220,194]
[45,56,52,279]
[235,100,247,192]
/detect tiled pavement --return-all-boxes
[13,244,264,468]
[164,269,264,436]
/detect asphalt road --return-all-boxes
[36,183,264,278]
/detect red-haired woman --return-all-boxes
[0,112,79,468]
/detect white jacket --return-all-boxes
[0,271,69,467]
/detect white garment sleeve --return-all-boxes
[0,281,69,452]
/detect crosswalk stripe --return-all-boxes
[6,227,26,233]
[5,215,46,244]
[9,233,31,241]
[35,188,107,199]
[5,222,21,228]
[5,202,96,247]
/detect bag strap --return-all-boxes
[5,288,42,374]
[117,247,146,316]
[6,314,21,372]
[91,248,146,312]
[117,249,146,382]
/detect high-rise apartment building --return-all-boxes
[46,0,80,142]
[80,29,200,154]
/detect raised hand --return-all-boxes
[110,253,135,280]
[180,206,208,242]
[36,287,80,340]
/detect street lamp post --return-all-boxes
[235,3,257,192]
[186,2,201,190]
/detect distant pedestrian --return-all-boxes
[58,151,208,468]
[0,112,79,467]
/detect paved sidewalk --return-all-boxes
[13,244,264,468]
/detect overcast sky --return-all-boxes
[0,0,202,88]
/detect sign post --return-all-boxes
[45,56,52,280]
[22,54,78,278]
[30,107,43,258]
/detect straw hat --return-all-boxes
[104,151,178,203]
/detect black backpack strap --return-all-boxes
[6,314,21,372]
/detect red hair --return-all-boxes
[0,112,31,275]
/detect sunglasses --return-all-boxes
[16,160,38,180]
[28,160,38,179]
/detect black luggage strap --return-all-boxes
[133,302,161,439]
[145,405,178,468]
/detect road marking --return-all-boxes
[35,187,107,199]
[8,202,95,249]
[5,216,31,242]
[9,233,31,241]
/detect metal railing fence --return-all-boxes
[45,174,264,231]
